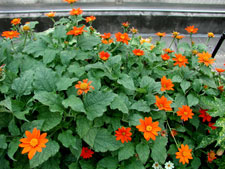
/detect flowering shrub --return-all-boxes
[0,1,225,168]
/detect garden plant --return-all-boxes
[0,0,225,168]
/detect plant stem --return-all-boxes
[10,40,16,52]
[190,33,193,48]
[166,120,179,150]
[110,42,120,53]
[23,33,28,48]
[169,38,175,48]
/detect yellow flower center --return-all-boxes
[184,112,188,115]
[120,35,125,39]
[9,32,14,35]
[80,83,88,90]
[203,56,209,62]
[122,132,126,136]
[182,151,189,157]
[178,58,183,62]
[146,125,152,132]
[30,138,38,147]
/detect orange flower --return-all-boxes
[197,52,215,66]
[102,39,113,44]
[176,144,193,165]
[171,129,177,137]
[160,53,170,61]
[85,16,96,23]
[155,95,172,111]
[155,32,166,37]
[130,27,138,34]
[176,105,194,121]
[101,33,111,39]
[115,32,130,45]
[198,108,211,122]
[163,48,174,53]
[1,30,20,39]
[80,147,94,159]
[150,44,155,50]
[115,127,132,143]
[208,32,215,38]
[140,38,151,44]
[176,35,185,40]
[161,76,174,91]
[64,0,77,4]
[67,25,87,36]
[208,122,217,130]
[185,25,198,34]
[99,51,110,61]
[122,21,129,27]
[172,54,188,67]
[172,31,179,38]
[218,85,224,92]
[133,49,144,56]
[75,79,94,95]
[45,11,55,17]
[136,117,161,141]
[70,8,83,16]
[11,18,21,25]
[207,150,216,163]
[215,68,225,73]
[19,128,48,160]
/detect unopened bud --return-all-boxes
[217,149,224,156]
[23,25,30,31]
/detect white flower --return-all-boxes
[152,162,163,169]
[165,161,174,169]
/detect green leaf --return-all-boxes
[130,100,150,112]
[110,96,128,114]
[196,135,216,149]
[23,39,46,58]
[80,160,95,169]
[192,79,202,93]
[21,120,45,133]
[34,67,58,92]
[191,157,201,169]
[11,70,34,96]
[93,129,121,152]
[53,25,67,39]
[14,109,30,122]
[124,160,145,169]
[118,74,136,90]
[78,33,101,51]
[178,42,191,50]
[187,93,199,107]
[84,91,116,120]
[83,128,98,147]
[34,91,64,113]
[43,49,58,64]
[8,118,20,136]
[68,63,85,77]
[151,136,168,164]
[60,50,76,65]
[7,138,20,161]
[30,140,60,168]
[174,93,187,110]
[200,65,213,77]
[172,75,183,83]
[118,142,135,161]
[68,162,79,169]
[128,113,144,126]
[136,142,150,164]
[201,76,217,88]
[0,135,7,149]
[76,116,93,138]
[56,77,78,91]
[180,80,190,93]
[189,115,200,129]
[97,157,118,169]
[40,157,60,169]
[62,95,85,113]
[140,76,155,88]
[58,130,77,149]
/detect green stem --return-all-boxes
[206,38,210,46]
[169,38,175,48]
[110,42,120,53]
[190,33,193,48]
[10,40,16,52]
[166,120,179,150]
[23,33,28,48]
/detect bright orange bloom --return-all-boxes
[19,128,48,160]
[197,52,215,66]
[215,68,225,73]
[70,8,83,15]
[85,16,96,23]
[155,95,172,111]
[101,33,111,39]
[176,144,193,165]
[161,76,174,91]
[11,18,21,25]
[172,54,188,67]
[122,21,129,27]
[130,27,138,34]
[136,117,161,141]
[1,30,20,39]
[208,32,215,38]
[115,32,130,45]
[75,79,94,95]
[150,44,155,50]
[198,108,211,122]
[155,32,166,37]
[176,105,194,121]
[160,53,170,61]
[115,127,132,143]
[171,129,177,137]
[101,33,114,44]
[163,48,174,53]
[64,0,77,4]
[176,35,185,40]
[140,38,151,44]
[80,147,94,159]
[102,39,113,44]
[172,31,179,38]
[133,49,144,56]
[45,12,55,17]
[207,150,216,163]
[67,25,87,36]
[208,122,217,130]
[218,85,224,92]
[99,51,110,61]
[185,25,198,34]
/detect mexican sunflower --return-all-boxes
[172,54,188,67]
[122,21,129,27]
[176,144,193,165]
[80,147,94,159]
[208,32,215,38]
[136,117,161,141]
[99,51,110,61]
[19,128,48,160]
[208,122,217,130]
[45,11,56,18]
[155,95,172,111]
[67,25,87,36]
[197,52,215,66]
[75,79,94,95]
[115,32,130,45]
[11,18,21,25]
[172,31,179,38]
[198,108,211,122]
[176,35,185,40]
[160,76,174,91]
[85,16,96,23]
[70,8,83,15]
[207,150,216,163]
[163,48,174,53]
[1,30,20,39]
[101,33,113,44]
[115,127,132,143]
[140,38,151,44]
[161,53,170,61]
[155,32,166,37]
[130,27,138,34]
[64,0,77,4]
[133,49,144,56]
[185,25,198,34]
[218,86,224,92]
[176,105,194,121]
[215,68,225,73]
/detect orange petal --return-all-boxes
[28,149,37,160]
[22,146,32,154]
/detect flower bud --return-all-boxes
[217,149,224,156]
[23,25,30,31]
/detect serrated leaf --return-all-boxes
[8,118,20,136]
[110,96,128,114]
[196,136,216,149]
[83,128,98,147]
[7,139,20,161]
[40,157,60,169]
[201,76,217,88]
[62,95,85,113]
[172,75,183,83]
[200,65,213,77]
[58,130,77,149]
[118,74,136,90]
[77,33,101,51]
[187,93,199,107]
[68,63,85,77]
[30,140,59,168]
[21,120,45,133]
[118,142,135,161]
[23,39,46,58]
[60,50,76,65]
[56,77,78,91]
[97,157,118,169]
[193,79,202,93]
[83,91,116,120]
[0,135,7,149]
[151,137,168,164]
[128,113,144,126]
[76,116,93,138]
[53,25,67,39]
[14,109,30,122]
[130,100,150,112]
[124,160,145,169]
[43,49,58,64]
[140,76,155,88]
[180,80,190,93]
[174,93,187,110]
[136,143,150,164]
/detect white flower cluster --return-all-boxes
[152,161,174,169]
